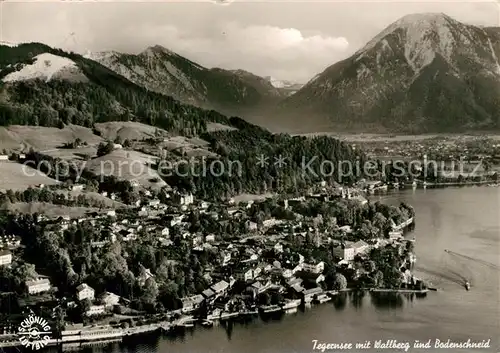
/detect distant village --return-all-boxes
[358,135,500,171]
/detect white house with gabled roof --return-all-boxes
[76,283,95,301]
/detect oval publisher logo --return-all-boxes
[17,315,52,350]
[210,0,234,5]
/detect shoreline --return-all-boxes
[0,323,166,349]
[362,181,499,196]
[0,287,433,349]
[368,288,429,294]
[410,181,499,187]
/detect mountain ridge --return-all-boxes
[86,45,287,117]
[277,13,500,133]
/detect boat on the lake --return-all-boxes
[314,294,331,304]
[219,311,239,320]
[201,320,213,327]
[281,299,301,310]
[259,305,281,313]
[239,309,258,316]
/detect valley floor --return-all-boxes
[293,132,500,142]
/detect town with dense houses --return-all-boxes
[0,174,422,347]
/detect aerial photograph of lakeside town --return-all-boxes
[0,0,499,352]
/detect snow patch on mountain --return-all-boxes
[84,50,120,62]
[264,76,304,96]
[0,41,19,47]
[140,45,205,70]
[2,53,87,83]
[266,76,286,88]
[85,51,135,81]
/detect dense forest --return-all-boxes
[160,117,366,199]
[17,120,366,202]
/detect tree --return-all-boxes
[257,292,271,306]
[158,281,180,310]
[383,267,403,289]
[323,265,337,290]
[53,307,66,337]
[358,220,378,240]
[405,241,415,254]
[333,273,347,290]
[372,212,388,234]
[364,260,376,273]
[270,292,283,305]
[11,262,38,288]
[141,278,159,306]
[97,141,114,157]
[80,298,92,313]
[374,271,384,288]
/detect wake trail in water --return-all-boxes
[444,250,500,270]
[417,266,465,287]
[415,249,483,288]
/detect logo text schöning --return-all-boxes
[17,315,52,350]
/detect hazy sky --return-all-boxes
[1,0,499,82]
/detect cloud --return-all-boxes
[209,24,349,81]
[117,22,349,82]
[222,23,349,53]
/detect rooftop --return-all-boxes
[26,278,50,286]
[202,288,216,298]
[76,283,93,292]
[352,240,369,249]
[211,280,229,292]
[0,249,12,256]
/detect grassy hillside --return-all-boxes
[0,124,103,151]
